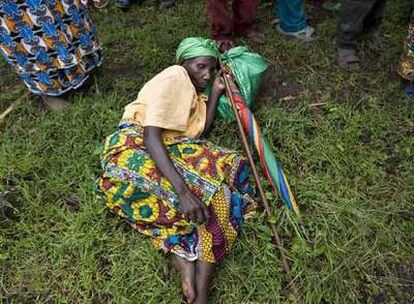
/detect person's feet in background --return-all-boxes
[205,0,265,52]
[216,39,235,53]
[273,0,315,42]
[336,0,386,70]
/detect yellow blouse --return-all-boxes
[121,65,207,139]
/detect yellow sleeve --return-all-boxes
[142,66,195,132]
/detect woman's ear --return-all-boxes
[180,59,189,69]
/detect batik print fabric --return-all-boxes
[398,12,414,81]
[95,124,257,264]
[0,0,102,96]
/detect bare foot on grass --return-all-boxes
[194,261,215,304]
[172,255,197,303]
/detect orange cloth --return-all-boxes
[121,65,207,139]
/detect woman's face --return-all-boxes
[182,56,217,91]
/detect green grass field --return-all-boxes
[1,1,413,303]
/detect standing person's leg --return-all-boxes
[336,0,378,69]
[363,0,387,50]
[275,0,314,41]
[398,11,414,96]
[233,0,266,44]
[363,0,386,32]
[205,0,235,51]
[337,0,379,49]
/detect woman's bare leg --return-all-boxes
[194,261,215,304]
[171,255,197,303]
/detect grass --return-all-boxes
[1,0,413,303]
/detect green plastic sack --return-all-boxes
[217,46,269,121]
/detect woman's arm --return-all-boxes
[144,126,210,223]
[202,71,225,137]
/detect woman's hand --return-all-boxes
[178,188,210,224]
[144,126,210,224]
[212,70,225,94]
[202,70,226,136]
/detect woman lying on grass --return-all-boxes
[95,37,256,304]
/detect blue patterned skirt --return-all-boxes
[0,0,102,96]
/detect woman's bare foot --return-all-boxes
[194,261,215,304]
[42,95,69,111]
[171,255,197,303]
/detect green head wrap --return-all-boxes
[175,37,219,63]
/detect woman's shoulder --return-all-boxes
[141,65,193,95]
[151,65,189,82]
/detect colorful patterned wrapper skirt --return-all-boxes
[398,12,414,81]
[95,124,257,264]
[0,0,102,96]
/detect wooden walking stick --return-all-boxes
[220,65,301,302]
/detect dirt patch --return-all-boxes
[0,174,31,221]
[92,54,142,93]
[363,262,414,304]
[394,261,414,300]
[92,293,112,304]
[123,14,149,28]
[258,64,303,110]
[63,194,80,214]
[101,39,142,80]
[103,60,141,79]
[371,291,388,304]
[308,91,330,121]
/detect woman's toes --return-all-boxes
[182,281,196,303]
[171,255,197,303]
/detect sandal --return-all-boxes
[277,25,314,42]
[337,47,360,70]
[215,39,235,53]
